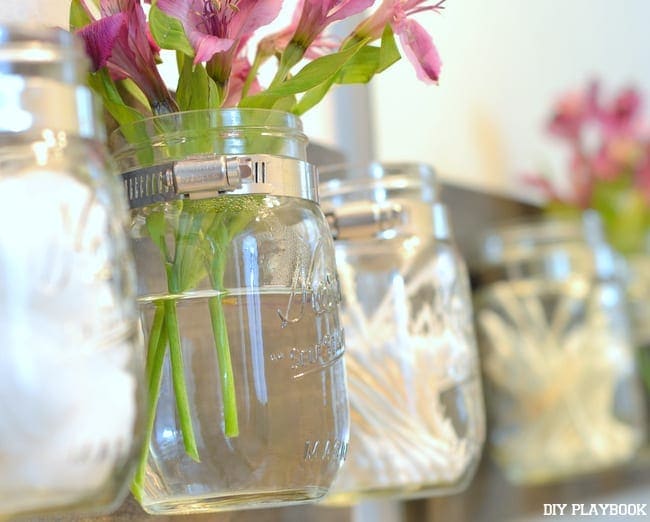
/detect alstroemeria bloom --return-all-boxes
[76,0,177,114]
[257,10,339,63]
[353,0,444,83]
[289,0,375,51]
[156,0,283,64]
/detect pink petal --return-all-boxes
[235,0,284,37]
[396,18,441,84]
[157,0,234,62]
[77,12,127,71]
[194,35,235,63]
[547,90,589,139]
[327,0,375,24]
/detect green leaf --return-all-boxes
[69,0,92,31]
[149,4,194,56]
[271,95,298,112]
[120,78,151,110]
[87,69,144,128]
[591,175,650,254]
[336,46,381,84]
[335,26,401,85]
[239,40,366,109]
[176,53,219,110]
[292,77,335,116]
[378,24,401,73]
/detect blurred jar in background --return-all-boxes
[319,163,485,504]
[475,212,646,485]
[0,26,143,517]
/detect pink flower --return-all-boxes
[290,0,376,50]
[156,0,282,64]
[257,5,339,62]
[600,87,642,138]
[547,89,594,140]
[76,0,177,114]
[353,0,444,83]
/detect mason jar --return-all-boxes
[318,163,485,504]
[475,212,646,484]
[0,26,143,517]
[110,109,349,514]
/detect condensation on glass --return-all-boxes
[475,213,646,485]
[0,25,143,517]
[318,163,485,504]
[110,109,349,514]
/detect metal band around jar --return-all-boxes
[325,200,448,241]
[121,154,319,208]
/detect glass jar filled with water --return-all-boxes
[318,163,485,504]
[110,109,349,514]
[475,212,646,484]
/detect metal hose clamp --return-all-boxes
[121,154,319,209]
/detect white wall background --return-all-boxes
[369,0,650,195]
[4,0,650,196]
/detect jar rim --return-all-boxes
[480,211,607,264]
[109,108,306,153]
[319,161,437,199]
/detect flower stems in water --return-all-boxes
[209,296,239,437]
[164,299,200,461]
[134,199,258,495]
[133,303,168,500]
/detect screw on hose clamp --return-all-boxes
[121,155,249,208]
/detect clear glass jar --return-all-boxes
[0,26,143,517]
[110,109,349,514]
[318,163,485,504]
[475,213,646,485]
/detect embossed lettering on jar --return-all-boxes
[110,109,349,514]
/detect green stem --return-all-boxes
[205,215,239,437]
[165,298,200,461]
[270,41,305,88]
[132,303,168,500]
[208,295,239,437]
[241,52,264,101]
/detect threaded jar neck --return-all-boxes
[110,109,309,172]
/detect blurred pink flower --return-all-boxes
[528,81,650,215]
[600,87,642,138]
[547,86,597,140]
[353,0,444,83]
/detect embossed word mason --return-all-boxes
[278,238,341,328]
[304,439,349,462]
